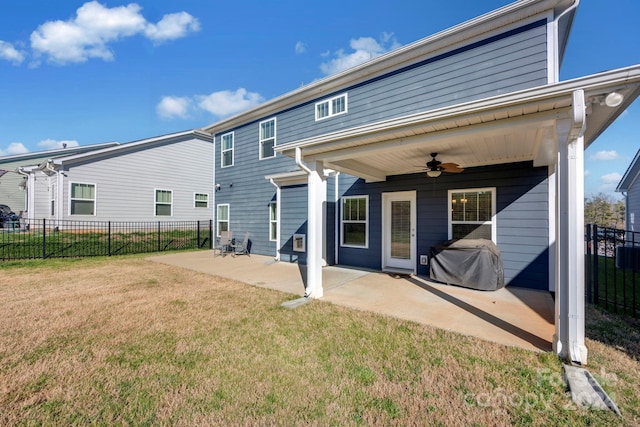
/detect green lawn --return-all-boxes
[588,255,640,316]
[1,256,638,426]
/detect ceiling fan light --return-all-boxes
[426,169,442,178]
[605,92,624,107]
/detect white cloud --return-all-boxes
[589,150,620,161]
[197,88,264,118]
[295,41,306,54]
[37,139,79,150]
[584,169,591,177]
[601,172,622,184]
[320,32,401,76]
[144,11,200,43]
[30,1,199,65]
[157,96,192,118]
[0,142,29,156]
[0,41,25,64]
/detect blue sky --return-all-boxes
[1,0,638,199]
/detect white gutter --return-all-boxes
[268,178,281,261]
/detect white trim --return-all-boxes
[154,188,173,217]
[259,117,277,160]
[546,12,557,84]
[68,181,97,216]
[340,194,369,248]
[315,93,348,121]
[216,203,230,237]
[194,192,209,208]
[221,132,234,168]
[448,187,497,242]
[382,191,417,274]
[269,200,277,241]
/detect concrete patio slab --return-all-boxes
[147,250,554,352]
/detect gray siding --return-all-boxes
[628,177,640,232]
[0,158,37,214]
[276,20,547,145]
[338,162,549,290]
[214,21,549,265]
[279,184,307,262]
[59,135,213,222]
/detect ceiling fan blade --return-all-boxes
[441,163,464,173]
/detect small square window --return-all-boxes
[194,193,209,208]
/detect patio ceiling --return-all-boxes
[277,67,640,182]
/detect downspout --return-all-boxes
[334,172,340,266]
[295,146,312,175]
[16,167,30,222]
[553,0,580,80]
[269,178,281,261]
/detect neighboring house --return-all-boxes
[616,149,640,232]
[201,0,640,364]
[20,130,213,223]
[0,143,119,217]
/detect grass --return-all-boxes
[1,256,639,426]
[588,255,640,316]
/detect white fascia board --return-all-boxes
[0,142,119,163]
[276,65,640,155]
[616,149,640,192]
[264,170,308,186]
[201,0,573,135]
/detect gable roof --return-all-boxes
[616,149,640,192]
[44,129,211,167]
[0,142,119,165]
[201,0,576,135]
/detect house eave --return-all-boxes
[200,0,576,136]
[616,149,640,192]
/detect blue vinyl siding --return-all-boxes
[279,184,308,263]
[628,179,640,232]
[337,162,549,290]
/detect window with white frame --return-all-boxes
[341,195,368,247]
[259,118,276,159]
[315,93,347,121]
[221,132,234,167]
[155,189,172,216]
[70,183,95,215]
[194,193,209,208]
[448,188,496,241]
[217,204,229,237]
[269,201,277,241]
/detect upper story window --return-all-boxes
[221,132,234,167]
[259,118,276,159]
[316,93,348,121]
[448,188,496,242]
[70,182,96,215]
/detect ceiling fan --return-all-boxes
[424,152,464,177]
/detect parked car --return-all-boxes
[0,204,20,228]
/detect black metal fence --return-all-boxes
[0,219,213,260]
[585,224,640,317]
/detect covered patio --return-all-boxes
[148,251,554,352]
[277,66,640,364]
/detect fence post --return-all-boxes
[42,218,46,259]
[108,221,112,256]
[593,224,599,305]
[158,221,161,252]
[586,224,592,304]
[197,220,201,248]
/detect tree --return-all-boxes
[584,193,625,229]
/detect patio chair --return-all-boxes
[231,232,250,257]
[214,230,233,257]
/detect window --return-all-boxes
[217,204,229,237]
[155,189,172,216]
[70,183,95,215]
[449,188,496,241]
[341,195,368,247]
[259,118,276,159]
[221,132,234,167]
[315,93,347,121]
[194,193,209,208]
[269,201,277,241]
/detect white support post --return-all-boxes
[306,160,326,298]
[553,90,588,364]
